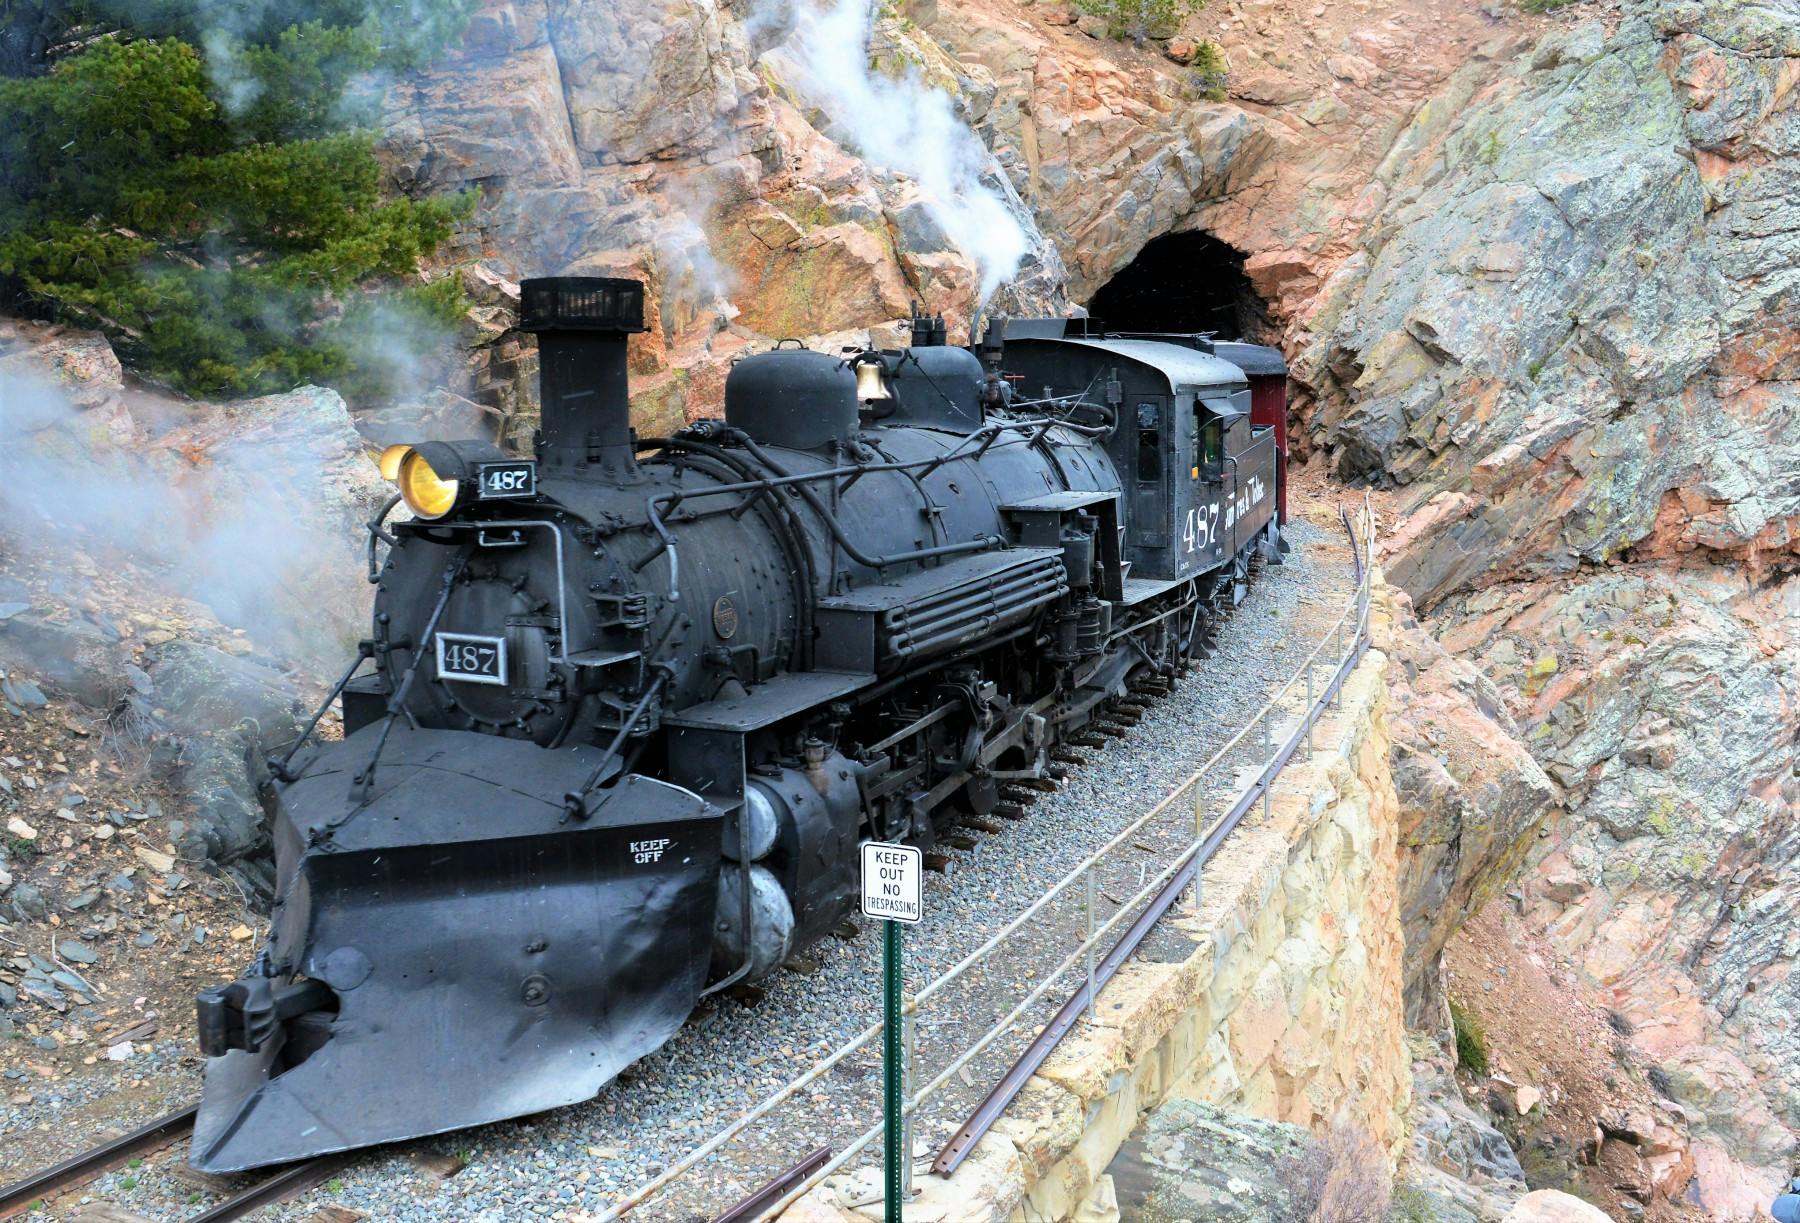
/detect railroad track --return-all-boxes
[0,666,1236,1223]
[0,1106,340,1222]
[696,505,1373,1218]
[1,522,1355,1223]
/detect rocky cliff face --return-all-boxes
[1297,1,1800,605]
[1376,583,1557,1029]
[1285,0,1800,1214]
[376,0,1075,436]
[375,0,1526,439]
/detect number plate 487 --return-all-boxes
[436,633,508,685]
[477,461,536,500]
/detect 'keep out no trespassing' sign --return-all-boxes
[860,841,922,925]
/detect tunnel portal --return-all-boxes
[1086,230,1269,342]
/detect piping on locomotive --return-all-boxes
[188,277,1290,1171]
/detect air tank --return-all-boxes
[886,345,985,432]
[724,346,859,451]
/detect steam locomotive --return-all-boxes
[189,277,1290,1171]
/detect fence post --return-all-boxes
[1084,863,1097,1013]
[883,919,904,1223]
[1261,710,1272,821]
[1191,781,1206,911]
[1333,618,1343,706]
[1305,664,1315,756]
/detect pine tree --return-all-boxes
[0,2,478,399]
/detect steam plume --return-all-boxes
[767,0,1031,304]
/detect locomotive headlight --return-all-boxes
[381,440,509,520]
[398,450,461,519]
[378,444,413,481]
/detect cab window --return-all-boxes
[1193,409,1223,479]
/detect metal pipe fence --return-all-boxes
[602,495,1377,1221]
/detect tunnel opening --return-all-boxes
[1086,230,1270,342]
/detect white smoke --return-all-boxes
[0,367,376,671]
[768,0,1030,304]
[200,25,266,117]
[650,175,742,325]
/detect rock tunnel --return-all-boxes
[1086,230,1270,342]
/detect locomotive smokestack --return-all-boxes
[520,276,647,476]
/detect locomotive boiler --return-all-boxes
[189,277,1289,1171]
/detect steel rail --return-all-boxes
[604,498,1375,1220]
[0,1105,198,1217]
[0,1107,345,1223]
[184,1157,341,1223]
[710,1146,833,1223]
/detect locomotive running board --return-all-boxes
[189,726,722,1172]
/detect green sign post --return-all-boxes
[883,917,905,1223]
[861,841,923,1222]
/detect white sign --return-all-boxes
[860,841,922,925]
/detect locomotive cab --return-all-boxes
[993,334,1282,590]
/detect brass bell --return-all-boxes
[855,358,892,402]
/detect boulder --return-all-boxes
[167,730,278,904]
[139,640,302,904]
[1501,1190,1611,1223]
[0,324,123,410]
[1378,585,1556,1026]
[1324,52,1380,87]
[1121,1099,1315,1220]
[148,384,382,669]
[144,641,301,747]
[0,614,127,709]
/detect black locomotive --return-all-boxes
[188,277,1289,1171]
